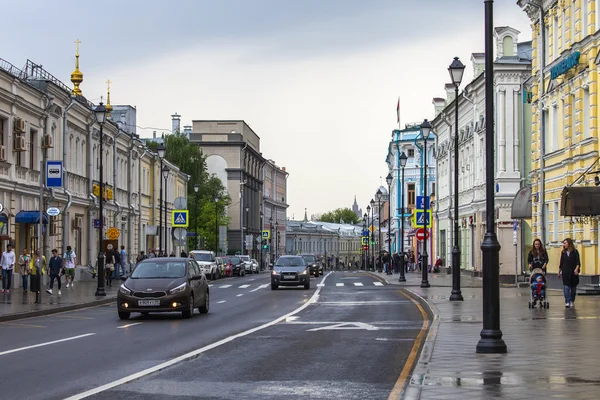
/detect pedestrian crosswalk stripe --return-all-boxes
[212,282,386,289]
[354,282,364,287]
[238,285,250,288]
[336,283,344,287]
[219,284,232,288]
[373,282,384,286]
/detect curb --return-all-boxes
[0,297,116,322]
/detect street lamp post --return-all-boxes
[275,221,279,260]
[366,204,371,270]
[260,211,263,268]
[157,144,166,255]
[94,102,107,297]
[269,217,273,264]
[376,189,383,272]
[362,213,367,270]
[477,0,507,354]
[214,196,219,256]
[369,199,375,271]
[162,167,169,255]
[193,183,200,250]
[420,119,432,288]
[386,173,393,273]
[399,152,408,282]
[449,56,466,302]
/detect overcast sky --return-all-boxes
[2,0,531,220]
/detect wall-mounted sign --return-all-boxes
[46,207,60,217]
[106,227,120,240]
[46,161,63,188]
[92,183,114,200]
[550,51,580,80]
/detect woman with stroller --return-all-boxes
[559,238,580,308]
[528,239,548,273]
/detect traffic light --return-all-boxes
[263,239,268,249]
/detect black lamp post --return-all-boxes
[94,102,107,296]
[362,213,367,270]
[275,221,279,260]
[193,183,200,250]
[162,167,169,255]
[366,204,371,270]
[214,196,219,255]
[449,56,466,301]
[376,189,383,272]
[386,173,393,274]
[420,119,432,288]
[477,0,507,354]
[299,237,303,254]
[260,211,263,268]
[157,144,166,255]
[399,152,408,282]
[369,198,375,270]
[269,217,273,263]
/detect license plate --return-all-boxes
[283,275,296,280]
[138,300,160,306]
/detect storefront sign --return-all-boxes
[550,51,580,80]
[106,227,120,240]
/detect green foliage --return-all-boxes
[319,208,360,224]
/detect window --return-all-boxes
[408,149,415,157]
[553,15,559,60]
[597,0,600,31]
[0,118,4,147]
[583,0,589,36]
[562,7,566,50]
[553,202,560,242]
[583,88,590,138]
[30,129,37,170]
[439,230,446,260]
[542,108,550,151]
[552,104,558,151]
[407,183,415,209]
[544,23,550,64]
[572,1,577,44]
[431,182,435,196]
[544,203,550,244]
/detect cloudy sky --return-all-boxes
[2,0,531,220]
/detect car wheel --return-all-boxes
[304,282,310,290]
[182,295,194,319]
[199,290,210,314]
[118,311,130,320]
[271,284,278,290]
[211,271,216,281]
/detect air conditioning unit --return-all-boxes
[14,135,26,152]
[73,216,83,229]
[0,146,6,162]
[49,220,58,236]
[41,134,54,149]
[13,118,25,133]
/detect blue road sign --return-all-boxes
[93,219,100,229]
[172,210,189,227]
[416,196,430,210]
[46,161,63,188]
[362,229,369,237]
[415,211,432,228]
[187,232,198,237]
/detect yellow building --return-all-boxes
[520,0,600,282]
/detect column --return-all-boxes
[497,86,506,173]
[513,86,520,174]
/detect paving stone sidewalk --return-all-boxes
[371,270,600,400]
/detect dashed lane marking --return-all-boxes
[374,282,384,286]
[354,282,364,287]
[219,285,232,288]
[0,333,96,357]
[217,300,226,304]
[117,323,143,329]
[238,285,250,289]
[336,283,344,287]
[249,284,269,292]
[237,294,244,297]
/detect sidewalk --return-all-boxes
[371,270,600,400]
[0,280,118,322]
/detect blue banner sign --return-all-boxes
[550,51,580,80]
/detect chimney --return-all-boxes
[171,112,181,134]
[432,97,446,118]
[153,130,156,139]
[282,167,286,172]
[471,53,485,77]
[183,125,192,138]
[445,83,456,104]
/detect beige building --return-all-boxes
[263,159,289,264]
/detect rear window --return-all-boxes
[230,257,241,264]
[239,255,250,261]
[302,255,316,263]
[191,253,213,262]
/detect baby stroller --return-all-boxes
[528,268,549,309]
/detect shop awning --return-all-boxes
[511,185,532,219]
[561,186,600,216]
[15,211,49,224]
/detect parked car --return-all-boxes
[190,250,219,280]
[250,259,259,274]
[239,255,252,273]
[300,254,320,277]
[224,256,245,276]
[215,257,225,277]
[271,256,310,290]
[117,257,209,319]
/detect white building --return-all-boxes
[431,26,532,276]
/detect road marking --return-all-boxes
[219,285,232,288]
[0,321,46,328]
[65,272,333,400]
[307,322,378,331]
[0,333,96,357]
[285,316,300,322]
[317,283,325,287]
[250,283,269,292]
[336,283,344,287]
[237,294,244,297]
[238,284,250,289]
[209,285,214,287]
[51,315,95,320]
[388,291,430,400]
[354,282,364,287]
[217,300,226,304]
[376,338,415,342]
[374,282,384,286]
[117,323,143,329]
[319,301,409,305]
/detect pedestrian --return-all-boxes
[147,248,155,258]
[528,238,549,273]
[63,245,77,288]
[136,251,146,264]
[559,238,581,308]
[105,244,116,287]
[393,252,400,274]
[119,245,127,277]
[46,249,63,295]
[18,248,31,293]
[29,249,46,294]
[409,251,416,272]
[169,251,176,257]
[180,250,188,257]
[1,243,16,293]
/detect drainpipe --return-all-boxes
[413,135,424,195]
[138,149,150,254]
[113,131,123,230]
[126,137,135,271]
[87,120,97,267]
[538,6,547,244]
[461,91,476,269]
[520,75,534,274]
[61,97,76,253]
[440,113,453,266]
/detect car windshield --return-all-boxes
[191,253,212,262]
[239,255,250,261]
[130,261,186,279]
[229,257,241,264]
[276,257,305,267]
[302,255,316,263]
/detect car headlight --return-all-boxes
[119,284,132,295]
[169,282,187,294]
[300,269,308,275]
[272,269,280,275]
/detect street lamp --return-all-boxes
[448,56,465,302]
[369,199,375,270]
[386,173,393,274]
[94,102,107,296]
[477,0,507,354]
[193,183,200,250]
[269,217,273,263]
[260,211,263,268]
[399,152,408,282]
[157,143,166,255]
[245,207,249,256]
[214,196,219,256]
[362,213,367,270]
[275,221,279,260]
[420,119,432,288]
[376,189,383,272]
[162,167,169,255]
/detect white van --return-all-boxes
[190,250,219,280]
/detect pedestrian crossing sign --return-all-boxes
[172,210,189,227]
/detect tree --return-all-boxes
[318,208,360,224]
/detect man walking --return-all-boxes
[1,244,16,293]
[46,249,63,295]
[63,245,76,288]
[18,248,31,293]
[119,245,127,277]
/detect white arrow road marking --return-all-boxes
[373,282,384,286]
[217,300,226,304]
[307,322,379,331]
[117,323,143,329]
[336,283,344,287]
[249,283,269,292]
[219,285,232,288]
[237,294,244,297]
[354,282,364,287]
[285,316,300,322]
[0,333,96,357]
[238,284,250,289]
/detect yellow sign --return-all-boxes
[172,210,189,227]
[92,184,114,200]
[106,227,120,240]
[369,225,376,232]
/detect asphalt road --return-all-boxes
[0,270,426,400]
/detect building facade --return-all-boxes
[431,26,532,277]
[519,0,600,282]
[262,159,289,265]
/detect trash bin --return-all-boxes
[30,274,41,293]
